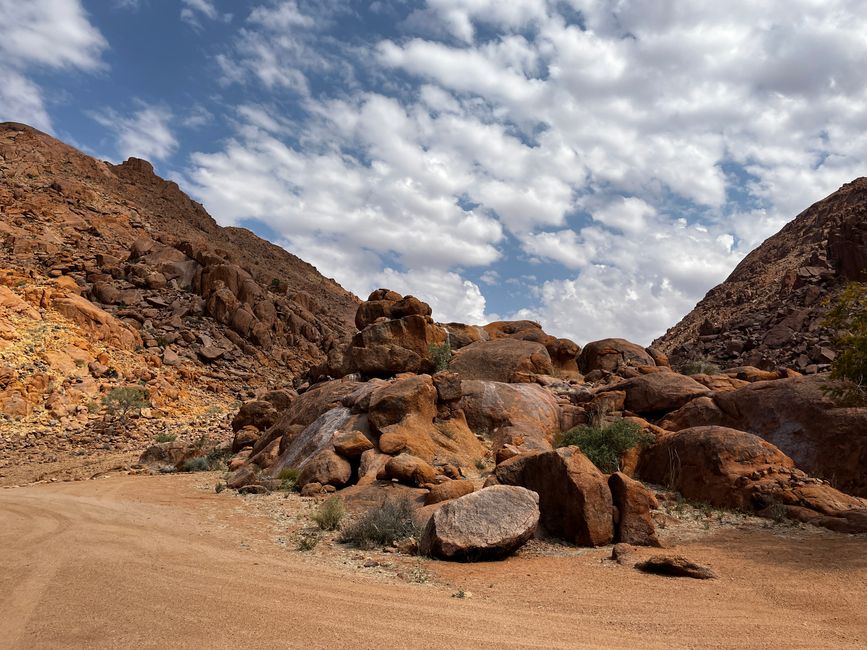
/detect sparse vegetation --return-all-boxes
[182,457,210,472]
[102,387,150,429]
[154,432,176,443]
[311,496,346,531]
[556,419,654,473]
[215,482,226,493]
[428,342,451,372]
[296,529,321,551]
[277,467,300,491]
[474,457,487,470]
[339,497,419,549]
[206,446,232,469]
[678,357,721,376]
[822,281,866,406]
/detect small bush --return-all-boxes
[428,342,451,372]
[182,457,210,472]
[556,419,654,473]
[277,467,300,491]
[311,496,346,531]
[154,432,176,443]
[102,387,150,425]
[678,358,721,376]
[206,446,232,469]
[215,482,226,493]
[339,497,419,549]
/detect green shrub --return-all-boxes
[678,358,721,376]
[556,419,654,473]
[206,446,232,469]
[822,282,866,406]
[102,387,150,426]
[277,467,300,491]
[182,457,210,472]
[154,432,176,443]
[428,342,451,372]
[311,496,346,531]
[339,497,419,549]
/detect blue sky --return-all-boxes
[2,1,866,345]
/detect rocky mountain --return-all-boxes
[0,122,357,483]
[654,179,867,372]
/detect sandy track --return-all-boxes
[1,475,865,649]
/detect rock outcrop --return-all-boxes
[655,178,867,372]
[659,375,867,497]
[638,426,867,531]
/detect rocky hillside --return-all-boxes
[0,122,357,483]
[654,179,867,372]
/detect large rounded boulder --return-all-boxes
[449,339,554,383]
[495,447,614,546]
[419,485,540,561]
[578,338,655,373]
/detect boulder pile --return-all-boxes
[217,288,867,561]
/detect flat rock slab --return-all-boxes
[635,555,718,579]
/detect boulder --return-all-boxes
[346,314,447,377]
[443,323,487,349]
[578,338,655,373]
[419,485,540,561]
[659,375,867,497]
[332,430,374,457]
[383,453,438,486]
[231,400,278,432]
[298,449,352,488]
[369,376,485,466]
[496,447,614,546]
[635,555,718,579]
[606,372,711,415]
[637,426,867,524]
[459,380,561,453]
[355,293,431,329]
[231,426,261,453]
[449,339,554,383]
[608,472,660,547]
[425,480,475,505]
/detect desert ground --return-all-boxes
[2,473,865,650]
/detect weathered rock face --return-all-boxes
[578,339,656,374]
[608,472,660,547]
[659,375,867,497]
[419,485,540,561]
[605,372,711,416]
[496,447,614,546]
[638,426,867,528]
[654,178,867,372]
[0,122,359,476]
[449,339,554,383]
[51,293,141,351]
[459,380,561,453]
[368,375,486,466]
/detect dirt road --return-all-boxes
[1,474,865,649]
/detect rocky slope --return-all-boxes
[0,122,357,483]
[654,178,867,372]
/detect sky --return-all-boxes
[2,1,866,346]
